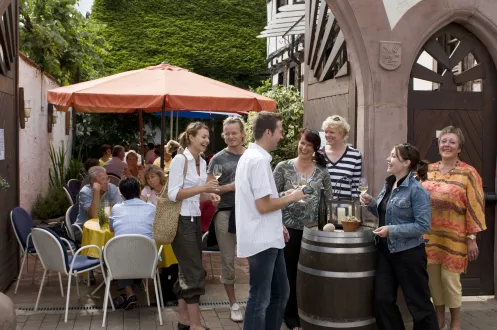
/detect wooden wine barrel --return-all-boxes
[297,226,377,330]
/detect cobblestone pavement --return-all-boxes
[8,256,497,330]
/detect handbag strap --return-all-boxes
[160,154,188,197]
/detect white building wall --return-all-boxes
[19,56,73,213]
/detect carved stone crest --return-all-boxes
[379,41,402,71]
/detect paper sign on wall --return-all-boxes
[0,129,4,160]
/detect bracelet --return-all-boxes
[467,234,476,240]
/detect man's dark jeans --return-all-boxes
[244,248,289,330]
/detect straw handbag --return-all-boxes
[153,154,188,245]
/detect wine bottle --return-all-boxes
[317,188,327,231]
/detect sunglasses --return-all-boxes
[403,143,411,153]
[332,116,341,122]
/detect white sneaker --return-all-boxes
[230,303,244,322]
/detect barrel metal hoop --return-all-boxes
[298,264,375,278]
[304,226,375,238]
[301,242,376,254]
[298,309,376,328]
[303,232,373,244]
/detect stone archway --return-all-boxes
[408,23,497,295]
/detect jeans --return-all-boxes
[283,228,303,328]
[374,243,439,330]
[244,248,289,330]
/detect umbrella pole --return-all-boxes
[170,109,173,141]
[175,111,179,140]
[139,109,144,165]
[160,102,166,169]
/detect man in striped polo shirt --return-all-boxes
[235,112,306,330]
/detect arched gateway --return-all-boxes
[408,23,496,295]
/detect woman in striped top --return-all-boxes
[319,115,362,198]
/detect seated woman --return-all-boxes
[124,150,144,178]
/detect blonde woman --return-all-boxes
[422,126,486,330]
[319,115,362,198]
[168,122,220,330]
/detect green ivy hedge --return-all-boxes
[92,0,269,88]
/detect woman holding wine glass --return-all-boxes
[273,129,332,330]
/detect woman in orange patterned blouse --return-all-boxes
[422,126,486,330]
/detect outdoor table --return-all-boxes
[80,218,178,267]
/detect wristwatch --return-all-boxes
[467,234,477,240]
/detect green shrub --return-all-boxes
[247,80,304,166]
[31,187,71,221]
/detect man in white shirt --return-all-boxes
[235,112,306,330]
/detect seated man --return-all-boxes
[76,166,122,228]
[103,145,128,177]
[109,177,156,310]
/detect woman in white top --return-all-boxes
[168,122,220,330]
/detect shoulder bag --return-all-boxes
[153,154,188,244]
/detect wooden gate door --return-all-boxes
[0,0,19,292]
[408,23,496,295]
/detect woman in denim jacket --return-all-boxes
[361,143,438,330]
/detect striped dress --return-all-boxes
[422,161,486,273]
[319,146,362,199]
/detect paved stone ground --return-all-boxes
[8,256,497,330]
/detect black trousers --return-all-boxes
[374,243,439,330]
[283,228,303,328]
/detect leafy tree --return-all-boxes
[92,0,268,88]
[246,80,304,166]
[19,0,109,84]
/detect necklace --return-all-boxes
[439,160,460,175]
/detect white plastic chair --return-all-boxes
[102,235,163,327]
[65,204,82,242]
[31,227,114,322]
[63,186,74,206]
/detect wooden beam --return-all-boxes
[453,64,485,84]
[65,110,70,135]
[139,109,144,165]
[306,0,319,65]
[410,91,482,109]
[449,40,474,69]
[313,15,334,73]
[319,30,345,81]
[309,0,327,69]
[278,4,306,12]
[18,87,25,129]
[411,63,444,83]
[424,38,452,70]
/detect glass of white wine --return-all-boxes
[358,177,368,194]
[296,173,307,203]
[212,164,222,192]
[213,164,223,180]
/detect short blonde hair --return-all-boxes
[322,115,350,138]
[222,116,246,139]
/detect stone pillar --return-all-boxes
[0,293,16,330]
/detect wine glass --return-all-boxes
[358,177,368,195]
[296,173,308,203]
[213,164,223,180]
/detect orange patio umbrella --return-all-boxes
[47,63,276,167]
